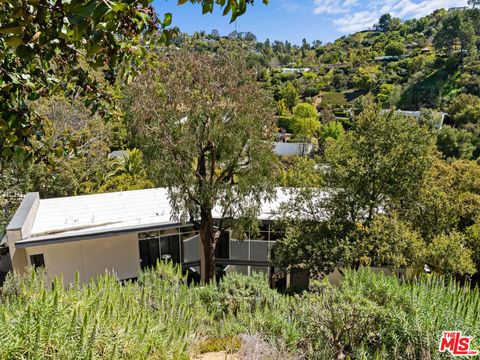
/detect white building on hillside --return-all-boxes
[5,188,314,287]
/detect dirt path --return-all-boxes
[194,351,240,360]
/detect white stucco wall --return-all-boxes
[24,233,140,285]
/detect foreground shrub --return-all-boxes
[199,272,277,318]
[295,281,384,360]
[1,265,479,359]
[198,272,300,352]
[338,269,480,359]
[0,264,207,359]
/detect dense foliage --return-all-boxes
[0,263,479,359]
[125,50,279,281]
[1,5,480,357]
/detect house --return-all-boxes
[374,55,407,62]
[110,144,314,160]
[380,109,446,129]
[448,6,468,12]
[395,110,445,129]
[273,142,314,157]
[281,67,311,74]
[5,188,312,287]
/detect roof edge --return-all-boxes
[15,221,189,248]
[6,192,40,239]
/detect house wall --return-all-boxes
[24,233,140,285]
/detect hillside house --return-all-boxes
[5,188,314,287]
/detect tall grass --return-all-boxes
[0,264,207,359]
[302,269,480,359]
[0,265,479,359]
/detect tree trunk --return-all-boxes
[199,208,217,283]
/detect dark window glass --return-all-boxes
[160,235,180,263]
[139,238,160,269]
[215,231,230,259]
[269,231,284,241]
[179,225,196,234]
[30,254,45,268]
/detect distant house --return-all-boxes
[383,109,446,129]
[420,47,431,53]
[374,55,407,62]
[273,142,314,157]
[448,6,468,12]
[281,67,311,74]
[110,144,312,160]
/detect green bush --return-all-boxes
[199,272,278,318]
[295,281,384,359]
[304,86,320,98]
[0,264,207,359]
[385,42,405,56]
[1,265,479,359]
[335,269,480,359]
[277,116,295,132]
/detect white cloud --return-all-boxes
[312,0,469,33]
[333,11,380,33]
[313,0,350,14]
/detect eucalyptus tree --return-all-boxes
[126,50,279,281]
[0,0,268,159]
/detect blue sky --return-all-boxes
[153,0,468,44]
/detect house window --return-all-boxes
[30,254,45,268]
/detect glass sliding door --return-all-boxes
[139,228,184,269]
[160,234,181,263]
[139,237,160,270]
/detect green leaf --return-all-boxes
[54,147,64,157]
[222,3,231,16]
[92,3,109,23]
[7,134,18,143]
[16,44,35,59]
[135,10,149,25]
[28,92,40,101]
[202,1,213,14]
[67,15,85,25]
[5,35,23,47]
[177,0,188,4]
[111,2,128,12]
[72,0,98,17]
[163,12,172,26]
[0,22,22,34]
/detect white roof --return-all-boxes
[274,142,314,156]
[30,188,173,238]
[20,187,294,244]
